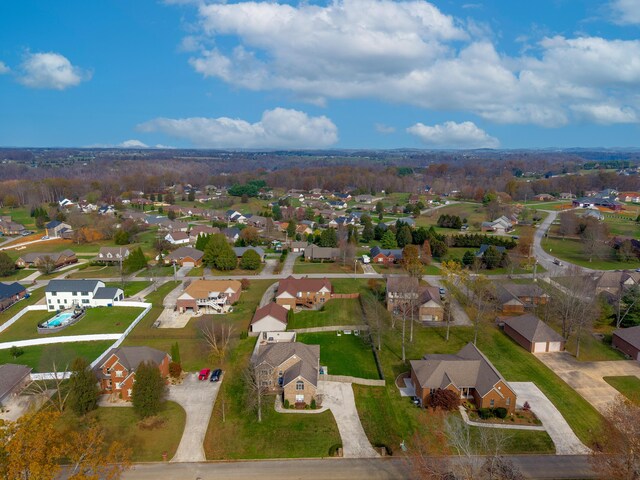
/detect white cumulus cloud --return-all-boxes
[173,0,640,127]
[18,52,90,90]
[610,0,640,24]
[0,61,9,74]
[407,121,499,148]
[119,139,149,148]
[138,108,338,148]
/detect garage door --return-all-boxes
[183,262,195,267]
[533,342,547,353]
[547,342,562,352]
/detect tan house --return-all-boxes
[165,246,204,267]
[418,286,445,322]
[410,343,516,414]
[176,279,242,313]
[95,346,170,401]
[250,302,289,333]
[16,250,77,269]
[254,342,320,406]
[502,314,565,353]
[594,271,640,299]
[495,283,549,315]
[386,277,444,322]
[275,276,332,310]
[96,247,130,264]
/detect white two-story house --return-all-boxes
[45,280,124,312]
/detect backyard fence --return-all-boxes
[321,374,385,387]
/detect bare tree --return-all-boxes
[441,261,468,342]
[580,219,609,262]
[390,276,420,362]
[25,363,70,413]
[243,364,268,423]
[200,320,235,364]
[464,274,496,346]
[37,256,57,275]
[590,397,640,480]
[361,291,385,352]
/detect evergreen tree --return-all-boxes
[320,228,338,247]
[167,210,176,220]
[240,249,261,270]
[68,357,99,416]
[124,247,147,272]
[188,190,195,202]
[170,342,181,364]
[286,219,297,239]
[361,214,373,242]
[375,201,385,215]
[131,361,166,418]
[272,204,282,221]
[482,246,502,269]
[0,252,16,277]
[396,225,413,248]
[462,250,475,266]
[114,230,130,245]
[195,233,211,252]
[215,244,237,271]
[380,230,398,248]
[203,234,228,267]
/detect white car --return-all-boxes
[41,235,49,240]
[362,255,370,264]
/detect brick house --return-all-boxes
[16,250,78,269]
[95,346,170,401]
[275,276,333,310]
[410,343,516,413]
[370,246,403,265]
[612,326,640,361]
[502,314,565,353]
[165,246,204,267]
[386,277,444,322]
[0,216,25,235]
[254,342,320,406]
[496,283,549,315]
[176,279,242,313]
[0,282,27,312]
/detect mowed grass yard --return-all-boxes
[542,235,639,270]
[0,340,114,372]
[204,339,341,459]
[0,306,144,343]
[60,401,186,462]
[415,203,488,230]
[288,299,363,329]
[603,376,640,404]
[297,332,380,379]
[293,258,363,274]
[67,265,123,279]
[105,281,151,298]
[0,288,45,327]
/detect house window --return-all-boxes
[72,292,77,296]
[82,291,88,296]
[116,370,123,378]
[57,299,61,304]
[296,381,304,391]
[296,394,304,403]
[115,382,122,389]
[82,299,89,304]
[127,389,132,397]
[106,367,111,374]
[51,292,57,296]
[490,399,495,407]
[506,397,511,406]
[320,297,325,303]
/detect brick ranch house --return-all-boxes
[165,246,204,267]
[410,343,516,414]
[176,279,242,314]
[612,326,640,361]
[95,346,170,401]
[16,250,78,269]
[369,246,403,266]
[254,342,320,406]
[0,282,27,312]
[275,276,333,310]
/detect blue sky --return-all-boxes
[1,0,640,149]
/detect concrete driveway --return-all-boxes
[162,282,185,308]
[319,381,379,458]
[167,373,221,462]
[538,353,640,413]
[259,281,279,308]
[281,252,301,276]
[428,278,471,326]
[510,382,590,455]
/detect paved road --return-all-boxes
[120,456,597,479]
[281,251,301,276]
[510,382,590,455]
[428,278,471,326]
[168,373,222,462]
[537,352,640,414]
[319,381,379,458]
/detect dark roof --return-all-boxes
[410,343,510,398]
[0,363,32,401]
[93,287,122,300]
[251,302,289,326]
[613,325,640,349]
[46,279,102,293]
[476,244,506,257]
[233,246,266,258]
[256,342,319,387]
[0,282,26,300]
[503,314,564,343]
[45,220,61,229]
[99,346,168,372]
[166,246,204,262]
[501,283,548,299]
[276,276,332,297]
[370,246,403,259]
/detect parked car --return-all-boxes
[210,368,222,382]
[439,287,446,298]
[41,235,49,240]
[553,259,562,266]
[198,368,211,381]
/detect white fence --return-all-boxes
[0,304,48,334]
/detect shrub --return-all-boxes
[240,278,251,290]
[328,444,342,456]
[429,388,460,411]
[284,399,290,408]
[522,401,531,412]
[494,407,508,419]
[478,408,494,419]
[9,345,24,358]
[310,398,317,409]
[168,362,182,378]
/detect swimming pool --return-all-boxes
[41,311,75,328]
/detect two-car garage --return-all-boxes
[502,314,566,354]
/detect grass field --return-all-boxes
[297,332,380,379]
[67,265,123,279]
[0,269,34,282]
[602,212,640,237]
[60,401,186,462]
[187,266,204,277]
[0,340,114,372]
[603,376,640,404]
[542,235,639,270]
[293,258,363,274]
[0,288,45,327]
[0,306,144,342]
[288,299,363,329]
[415,203,488,230]
[371,263,441,275]
[105,281,151,298]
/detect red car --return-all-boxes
[198,368,211,381]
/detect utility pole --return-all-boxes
[173,261,177,282]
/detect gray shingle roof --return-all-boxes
[166,247,204,262]
[0,364,32,401]
[233,246,265,258]
[256,342,319,387]
[99,346,168,372]
[0,282,26,301]
[503,314,564,343]
[93,287,122,300]
[46,279,102,293]
[614,325,640,349]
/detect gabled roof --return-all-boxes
[476,244,506,257]
[503,314,564,343]
[182,279,241,299]
[370,246,403,259]
[46,279,103,293]
[93,287,123,300]
[0,282,26,300]
[166,247,204,262]
[19,250,77,264]
[233,246,265,257]
[256,342,319,387]
[613,325,640,349]
[99,346,168,372]
[411,343,510,398]
[251,302,289,326]
[0,364,32,400]
[276,276,332,297]
[501,283,548,299]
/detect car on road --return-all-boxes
[553,259,562,266]
[210,368,222,382]
[198,368,211,380]
[439,287,446,298]
[41,235,49,240]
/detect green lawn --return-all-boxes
[61,401,186,462]
[0,306,144,342]
[602,212,640,237]
[0,288,45,327]
[67,265,123,279]
[106,281,151,298]
[371,263,441,275]
[0,206,38,230]
[564,330,626,362]
[0,340,113,372]
[415,203,487,230]
[294,258,363,274]
[288,299,363,329]
[603,376,640,404]
[135,265,175,279]
[187,266,204,277]
[542,235,639,270]
[204,340,341,459]
[297,332,381,379]
[0,269,35,282]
